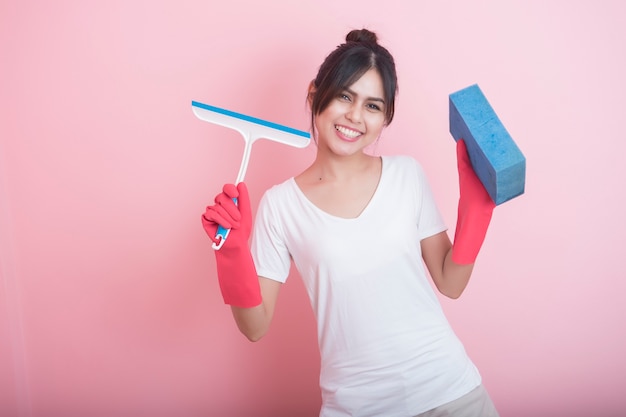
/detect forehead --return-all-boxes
[345,68,384,97]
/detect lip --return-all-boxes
[335,124,363,142]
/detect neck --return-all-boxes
[312,151,379,182]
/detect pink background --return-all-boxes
[2,1,625,416]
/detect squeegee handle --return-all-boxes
[212,197,238,250]
[213,139,252,251]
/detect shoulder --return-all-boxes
[260,177,296,201]
[383,154,422,167]
[257,177,298,214]
[382,154,426,177]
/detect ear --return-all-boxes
[307,80,316,108]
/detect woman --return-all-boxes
[202,28,499,417]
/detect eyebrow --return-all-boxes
[344,87,385,104]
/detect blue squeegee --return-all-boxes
[192,101,311,249]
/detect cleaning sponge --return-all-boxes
[449,84,526,205]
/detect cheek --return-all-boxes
[367,114,386,132]
[316,107,340,128]
[313,114,334,139]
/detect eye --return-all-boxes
[367,103,382,111]
[338,92,351,101]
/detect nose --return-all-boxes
[346,103,363,124]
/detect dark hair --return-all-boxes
[310,29,398,131]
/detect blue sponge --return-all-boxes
[449,84,526,205]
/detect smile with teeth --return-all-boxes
[335,125,362,139]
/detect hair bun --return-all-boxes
[346,28,378,44]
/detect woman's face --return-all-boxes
[313,68,386,157]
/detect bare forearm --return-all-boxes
[230,276,280,342]
[231,303,272,342]
[439,249,474,299]
[422,232,473,299]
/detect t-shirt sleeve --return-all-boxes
[413,160,448,241]
[251,188,292,283]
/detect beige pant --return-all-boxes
[415,384,499,417]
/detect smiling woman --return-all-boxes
[201,28,499,417]
[2,0,626,415]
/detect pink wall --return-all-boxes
[2,1,625,416]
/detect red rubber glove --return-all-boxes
[202,183,262,308]
[451,140,496,264]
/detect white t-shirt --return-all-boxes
[251,155,481,416]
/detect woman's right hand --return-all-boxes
[202,183,250,247]
[201,182,261,308]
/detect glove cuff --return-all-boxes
[215,242,262,308]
